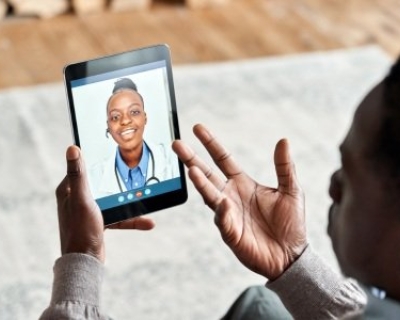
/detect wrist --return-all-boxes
[266,243,309,281]
[61,230,105,263]
[63,243,105,264]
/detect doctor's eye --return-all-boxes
[130,110,141,116]
[109,114,121,122]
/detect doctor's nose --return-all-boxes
[120,114,132,125]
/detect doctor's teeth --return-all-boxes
[122,129,136,135]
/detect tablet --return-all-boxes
[63,44,187,226]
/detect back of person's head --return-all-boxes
[327,58,400,301]
[372,57,400,189]
[366,58,400,299]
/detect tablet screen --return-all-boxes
[64,44,187,225]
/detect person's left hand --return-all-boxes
[172,124,307,280]
[56,145,155,263]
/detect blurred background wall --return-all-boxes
[0,0,399,89]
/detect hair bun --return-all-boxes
[112,78,138,93]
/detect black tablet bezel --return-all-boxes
[63,44,187,226]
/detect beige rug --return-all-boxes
[0,45,392,319]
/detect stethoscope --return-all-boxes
[115,147,161,192]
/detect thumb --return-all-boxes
[274,139,299,195]
[66,145,88,195]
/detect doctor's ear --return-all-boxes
[105,128,110,138]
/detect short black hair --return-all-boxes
[373,57,400,182]
[112,78,138,93]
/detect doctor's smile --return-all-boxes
[120,128,137,136]
[118,128,139,141]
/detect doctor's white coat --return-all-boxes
[88,142,180,199]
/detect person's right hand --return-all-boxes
[56,146,155,263]
[172,124,307,280]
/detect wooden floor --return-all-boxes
[1,0,400,89]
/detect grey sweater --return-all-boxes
[39,254,109,320]
[39,247,370,319]
[267,247,366,319]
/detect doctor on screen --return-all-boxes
[89,78,179,199]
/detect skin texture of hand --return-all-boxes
[56,145,155,263]
[172,124,307,280]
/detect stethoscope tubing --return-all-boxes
[114,147,160,193]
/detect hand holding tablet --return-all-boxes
[63,44,187,226]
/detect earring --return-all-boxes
[105,128,110,138]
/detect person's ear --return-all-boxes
[144,112,147,125]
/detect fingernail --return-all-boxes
[66,146,81,177]
[66,146,80,161]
